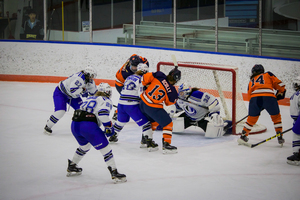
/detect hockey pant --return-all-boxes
[243,96,282,135]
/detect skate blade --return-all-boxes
[287,160,300,166]
[113,177,127,184]
[43,130,51,135]
[140,144,147,148]
[237,138,251,147]
[147,147,159,152]
[162,149,178,154]
[66,171,82,177]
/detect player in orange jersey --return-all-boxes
[139,67,181,154]
[238,64,286,146]
[115,54,149,93]
[113,54,149,121]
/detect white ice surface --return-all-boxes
[0,81,299,200]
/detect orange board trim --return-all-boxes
[0,74,290,106]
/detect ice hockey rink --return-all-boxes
[0,81,299,200]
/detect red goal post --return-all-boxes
[157,61,267,135]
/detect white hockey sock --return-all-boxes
[72,143,91,164]
[99,145,116,169]
[46,110,65,128]
[142,121,153,138]
[142,127,153,139]
[113,121,126,136]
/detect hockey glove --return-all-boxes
[209,113,224,127]
[81,87,89,97]
[104,126,114,137]
[276,90,286,100]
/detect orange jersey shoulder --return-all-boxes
[248,72,285,98]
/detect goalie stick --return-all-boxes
[238,127,292,148]
[178,97,209,109]
[171,54,178,69]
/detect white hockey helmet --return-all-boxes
[137,63,149,74]
[292,75,300,91]
[178,82,191,99]
[98,82,112,98]
[84,66,97,79]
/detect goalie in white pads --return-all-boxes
[167,83,231,138]
[287,75,300,166]
[67,83,126,183]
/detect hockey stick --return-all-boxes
[171,54,178,69]
[238,127,292,148]
[224,115,248,132]
[178,97,209,109]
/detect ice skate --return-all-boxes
[237,130,249,145]
[44,125,52,135]
[277,132,285,146]
[140,134,147,148]
[108,166,127,183]
[162,138,177,154]
[145,135,158,152]
[109,133,118,143]
[66,159,82,177]
[287,150,300,166]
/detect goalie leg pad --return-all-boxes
[172,117,185,133]
[205,121,225,138]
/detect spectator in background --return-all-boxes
[20,9,44,40]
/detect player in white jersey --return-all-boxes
[287,75,300,166]
[44,66,98,135]
[166,83,231,138]
[67,82,127,183]
[109,63,158,151]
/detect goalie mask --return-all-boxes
[98,82,112,98]
[137,63,149,74]
[84,66,97,82]
[292,75,300,91]
[178,83,191,99]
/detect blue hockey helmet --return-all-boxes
[168,67,181,83]
[251,64,264,75]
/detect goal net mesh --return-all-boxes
[157,61,266,135]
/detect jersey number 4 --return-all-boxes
[251,75,265,87]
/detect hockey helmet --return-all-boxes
[168,67,181,83]
[137,63,149,74]
[292,75,300,91]
[129,55,141,73]
[98,82,112,98]
[251,64,264,75]
[178,83,191,99]
[84,66,97,79]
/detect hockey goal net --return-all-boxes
[157,61,267,135]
